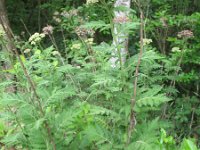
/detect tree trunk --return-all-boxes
[0,0,14,49]
[0,0,15,93]
[110,0,131,67]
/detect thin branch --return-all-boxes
[189,108,195,132]
[20,19,31,36]
[78,35,97,72]
[0,18,57,150]
[37,0,41,32]
[127,3,144,144]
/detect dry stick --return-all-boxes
[37,0,41,32]
[189,109,195,132]
[0,19,57,150]
[14,45,57,150]
[78,36,97,72]
[86,43,97,72]
[0,17,17,94]
[127,9,144,145]
[48,33,59,51]
[15,43,57,150]
[20,19,31,36]
[0,39,15,74]
[61,27,67,50]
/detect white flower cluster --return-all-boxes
[86,0,99,5]
[42,25,54,35]
[52,51,60,56]
[24,48,31,53]
[172,47,181,53]
[84,38,93,45]
[61,9,78,18]
[0,25,5,38]
[53,11,61,23]
[28,32,45,45]
[71,43,82,49]
[142,38,152,46]
[177,30,193,38]
[53,9,78,23]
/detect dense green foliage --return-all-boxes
[0,0,199,149]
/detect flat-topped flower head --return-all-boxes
[75,27,95,37]
[140,38,152,46]
[143,38,152,45]
[61,9,78,18]
[86,0,99,5]
[53,11,59,16]
[28,32,45,45]
[52,51,60,56]
[0,25,5,38]
[24,48,31,53]
[177,30,194,38]
[172,47,181,53]
[71,43,82,49]
[84,38,94,45]
[42,25,54,35]
[53,11,61,23]
[113,16,130,24]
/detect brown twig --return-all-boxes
[13,39,57,150]
[37,0,41,32]
[20,19,31,36]
[127,4,144,145]
[15,44,57,150]
[78,35,97,72]
[189,108,195,132]
[61,27,67,50]
[0,18,57,150]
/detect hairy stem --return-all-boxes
[0,19,57,150]
[127,6,144,145]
